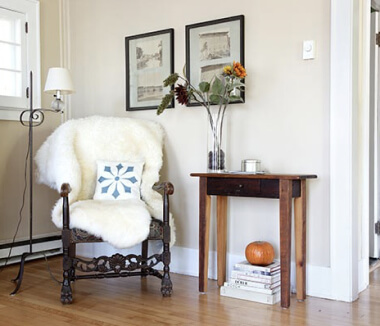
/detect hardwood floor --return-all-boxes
[0,256,379,326]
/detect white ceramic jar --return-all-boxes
[241,159,261,173]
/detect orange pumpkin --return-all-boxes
[245,241,275,266]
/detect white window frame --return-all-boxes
[0,0,40,121]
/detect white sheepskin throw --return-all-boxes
[35,115,175,249]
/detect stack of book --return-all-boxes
[220,260,281,305]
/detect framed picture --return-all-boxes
[185,15,245,106]
[125,28,174,111]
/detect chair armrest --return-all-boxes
[60,183,71,229]
[60,183,72,197]
[152,182,173,238]
[153,182,174,196]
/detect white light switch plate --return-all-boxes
[303,40,315,60]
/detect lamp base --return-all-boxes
[10,252,32,295]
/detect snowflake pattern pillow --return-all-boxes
[93,161,144,200]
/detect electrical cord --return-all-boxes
[0,136,30,272]
[0,134,63,286]
[43,253,62,285]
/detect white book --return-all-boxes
[231,268,280,277]
[224,282,280,295]
[220,285,281,305]
[234,260,281,274]
[229,278,281,290]
[231,270,281,284]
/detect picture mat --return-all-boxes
[128,32,172,109]
[188,20,241,89]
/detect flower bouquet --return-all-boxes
[157,62,247,171]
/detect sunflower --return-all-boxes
[233,61,247,78]
[223,65,233,75]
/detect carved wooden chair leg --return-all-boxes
[141,239,148,277]
[161,242,172,296]
[61,227,73,304]
[160,182,173,296]
[61,253,73,304]
[69,243,76,280]
[60,184,73,304]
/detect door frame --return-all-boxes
[330,0,371,301]
[369,10,380,259]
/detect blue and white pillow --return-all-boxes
[93,161,144,200]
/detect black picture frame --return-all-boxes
[185,15,245,106]
[125,28,174,111]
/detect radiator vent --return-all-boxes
[0,235,62,266]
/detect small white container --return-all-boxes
[241,159,261,173]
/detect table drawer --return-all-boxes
[207,178,262,197]
[206,178,300,198]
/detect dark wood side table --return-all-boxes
[190,173,317,308]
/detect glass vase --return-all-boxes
[207,107,227,172]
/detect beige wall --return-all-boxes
[65,0,331,266]
[0,0,62,243]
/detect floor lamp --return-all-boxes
[11,68,74,295]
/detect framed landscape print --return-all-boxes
[185,15,245,106]
[125,28,174,111]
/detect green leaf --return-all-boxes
[229,95,243,102]
[199,81,210,93]
[211,77,224,95]
[209,94,221,104]
[163,73,179,87]
[157,93,174,115]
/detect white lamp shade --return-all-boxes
[44,67,75,95]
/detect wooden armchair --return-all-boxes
[35,116,174,304]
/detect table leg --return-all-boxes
[294,179,307,301]
[279,179,292,308]
[217,196,228,286]
[199,177,211,292]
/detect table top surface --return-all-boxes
[190,172,317,180]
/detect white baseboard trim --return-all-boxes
[0,248,62,267]
[306,264,333,299]
[358,257,369,293]
[78,243,340,300]
[170,246,336,300]
[0,239,62,266]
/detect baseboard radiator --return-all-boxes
[0,235,62,266]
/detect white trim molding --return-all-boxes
[58,0,72,122]
[330,0,371,302]
[77,243,339,300]
[361,0,371,291]
[330,0,357,302]
[0,0,41,121]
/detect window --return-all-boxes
[0,8,27,105]
[0,0,40,121]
